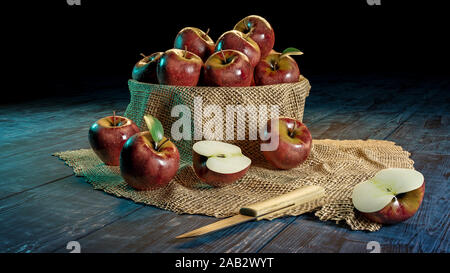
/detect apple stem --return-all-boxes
[220,50,226,63]
[205,28,210,36]
[140,53,146,58]
[184,45,188,58]
[156,138,170,152]
[113,110,116,126]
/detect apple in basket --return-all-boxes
[203,49,253,87]
[261,117,312,170]
[215,30,261,67]
[254,48,303,85]
[192,140,251,187]
[234,15,275,58]
[352,168,425,224]
[174,27,215,62]
[88,112,140,166]
[157,48,203,86]
[131,52,163,83]
[120,115,180,190]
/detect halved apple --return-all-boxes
[192,141,251,187]
[352,168,425,224]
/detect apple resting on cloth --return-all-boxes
[174,27,215,62]
[120,115,180,190]
[261,117,312,170]
[131,52,163,83]
[254,48,303,85]
[192,140,251,187]
[203,49,253,87]
[234,15,275,58]
[215,30,261,67]
[157,48,203,86]
[352,168,425,224]
[88,114,140,166]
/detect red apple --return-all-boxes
[352,168,425,224]
[156,48,203,86]
[131,52,163,83]
[192,141,251,187]
[215,30,261,67]
[203,50,253,87]
[234,15,275,58]
[88,114,140,166]
[120,115,180,190]
[261,117,312,169]
[174,27,215,62]
[254,48,303,85]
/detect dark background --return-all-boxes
[6,0,449,103]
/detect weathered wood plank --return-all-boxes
[0,175,142,253]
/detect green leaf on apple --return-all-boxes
[281,47,304,58]
[143,115,164,145]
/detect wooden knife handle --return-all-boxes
[239,185,325,217]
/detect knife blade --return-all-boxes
[176,185,325,239]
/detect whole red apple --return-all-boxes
[261,117,312,169]
[156,48,203,86]
[192,141,251,187]
[120,115,180,190]
[234,15,275,58]
[215,30,261,67]
[88,114,140,166]
[131,52,163,83]
[254,50,301,85]
[352,168,425,224]
[174,27,215,62]
[120,132,180,190]
[203,50,253,87]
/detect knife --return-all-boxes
[176,185,325,239]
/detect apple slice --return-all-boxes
[352,168,425,224]
[192,141,251,187]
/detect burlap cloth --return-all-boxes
[54,77,415,231]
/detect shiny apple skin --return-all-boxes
[156,48,203,86]
[120,132,180,190]
[203,50,253,87]
[88,116,140,166]
[192,151,250,187]
[174,27,215,62]
[131,52,163,83]
[262,117,312,169]
[254,53,300,85]
[215,30,261,67]
[234,15,275,58]
[361,182,425,224]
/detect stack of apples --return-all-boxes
[132,15,304,87]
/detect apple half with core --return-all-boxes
[234,15,275,58]
[131,52,163,83]
[120,115,180,190]
[203,49,253,87]
[254,47,303,85]
[215,30,261,67]
[352,168,425,224]
[174,27,215,62]
[192,141,251,187]
[88,112,140,166]
[261,117,312,170]
[156,48,203,86]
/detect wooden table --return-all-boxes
[1,74,448,253]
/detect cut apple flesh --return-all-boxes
[193,141,251,174]
[352,168,424,213]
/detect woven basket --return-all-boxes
[124,75,311,166]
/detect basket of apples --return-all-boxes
[124,15,311,168]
